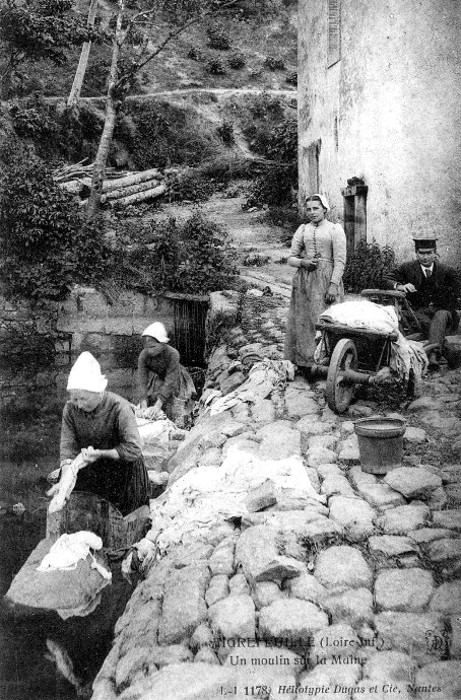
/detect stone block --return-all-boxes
[228,573,250,596]
[251,399,276,424]
[253,581,285,610]
[426,538,461,566]
[236,525,303,584]
[429,580,461,614]
[314,546,373,592]
[414,661,461,699]
[338,434,361,463]
[208,594,256,640]
[308,434,337,451]
[296,416,334,436]
[408,528,456,544]
[285,571,327,605]
[362,650,417,682]
[384,468,442,499]
[368,535,418,557]
[306,446,337,467]
[376,504,430,535]
[404,426,428,444]
[328,496,375,541]
[323,587,374,627]
[209,536,236,576]
[259,599,328,650]
[157,563,210,645]
[432,510,461,530]
[198,447,222,467]
[374,612,447,664]
[205,575,229,607]
[375,568,434,611]
[258,428,301,459]
[245,479,277,512]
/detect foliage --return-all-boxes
[343,240,396,293]
[264,55,285,71]
[7,96,104,163]
[174,211,238,292]
[245,162,297,209]
[205,57,226,74]
[187,46,204,61]
[216,120,235,146]
[285,71,297,86]
[206,24,231,50]
[167,171,215,203]
[0,0,99,99]
[119,211,238,294]
[124,101,221,169]
[228,51,245,69]
[0,151,111,299]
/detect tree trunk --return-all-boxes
[67,0,99,108]
[85,0,125,223]
[107,183,166,206]
[101,178,160,202]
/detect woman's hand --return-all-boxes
[324,283,338,304]
[81,446,101,463]
[301,259,319,272]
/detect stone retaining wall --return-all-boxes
[0,287,174,407]
[91,288,461,700]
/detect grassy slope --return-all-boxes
[26,4,297,98]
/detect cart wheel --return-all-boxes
[326,338,358,414]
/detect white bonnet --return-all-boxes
[307,193,330,211]
[67,352,108,393]
[142,322,169,343]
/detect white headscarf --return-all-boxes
[142,322,169,343]
[307,193,330,211]
[67,352,108,393]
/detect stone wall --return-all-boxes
[298,0,461,263]
[0,287,175,408]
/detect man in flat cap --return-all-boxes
[384,236,460,368]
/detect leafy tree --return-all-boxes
[0,150,111,298]
[85,0,241,221]
[0,0,97,98]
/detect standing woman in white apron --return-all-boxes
[284,194,347,374]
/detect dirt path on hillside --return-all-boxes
[148,192,296,297]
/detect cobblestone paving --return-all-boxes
[92,290,461,700]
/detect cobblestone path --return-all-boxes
[92,290,461,700]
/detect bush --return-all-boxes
[0,152,111,299]
[343,240,396,293]
[264,56,285,71]
[126,101,220,168]
[245,162,297,209]
[206,26,231,50]
[167,171,215,203]
[118,212,238,295]
[205,57,226,75]
[228,52,245,69]
[216,120,234,146]
[188,46,204,61]
[285,72,297,86]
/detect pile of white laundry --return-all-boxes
[147,446,320,554]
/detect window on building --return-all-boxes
[341,179,368,257]
[328,0,341,67]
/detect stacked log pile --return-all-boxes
[54,161,167,207]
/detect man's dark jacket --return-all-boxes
[384,260,460,313]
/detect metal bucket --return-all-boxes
[354,416,406,475]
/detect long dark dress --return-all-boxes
[284,219,347,367]
[60,391,149,516]
[137,345,196,426]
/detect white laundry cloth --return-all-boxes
[37,531,111,581]
[319,300,398,334]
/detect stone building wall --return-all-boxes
[298,0,461,263]
[0,287,174,408]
